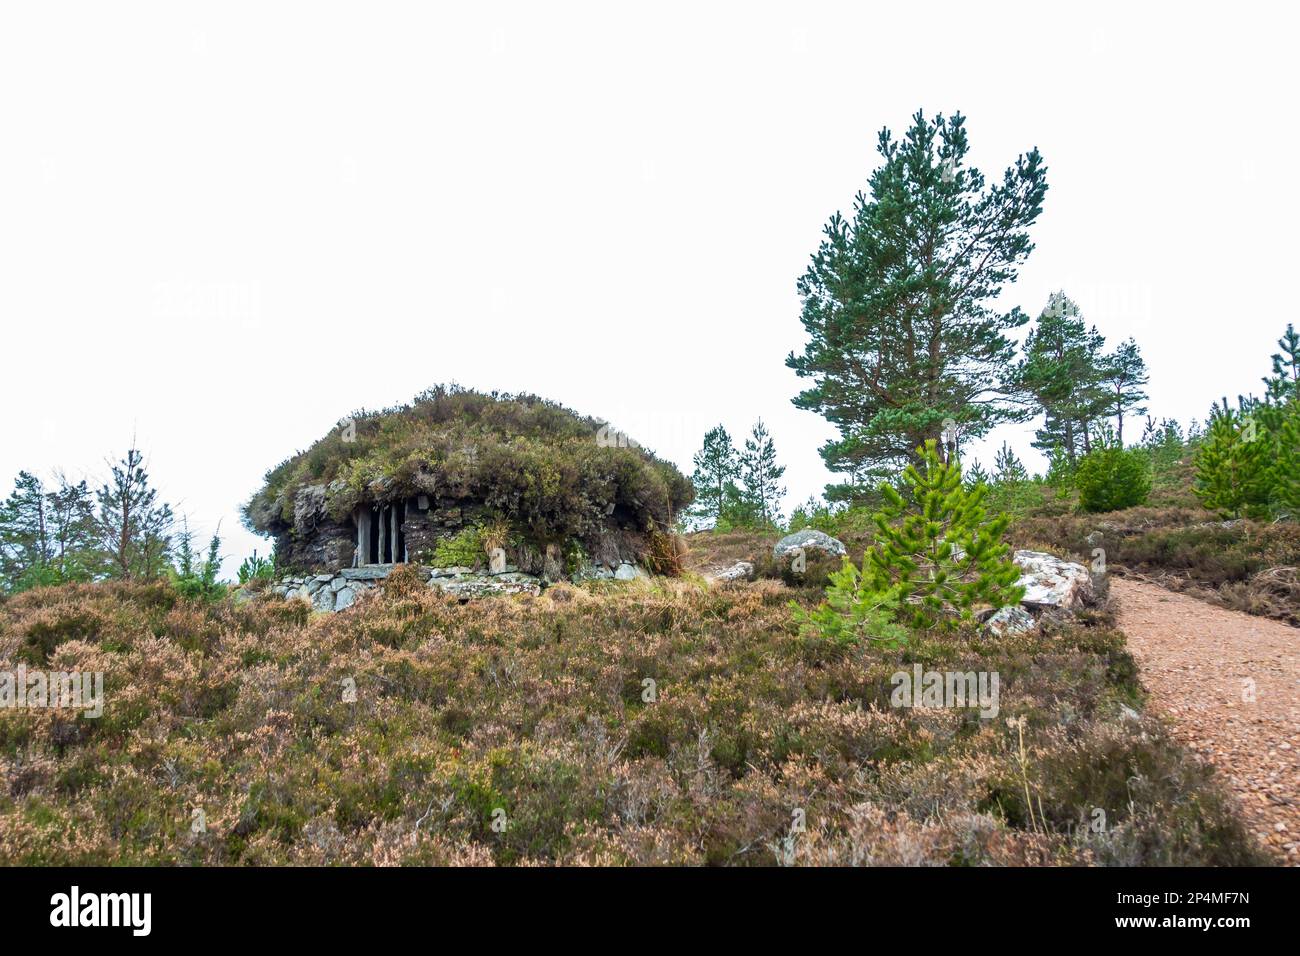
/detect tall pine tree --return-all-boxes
[1264,323,1300,403]
[46,474,100,583]
[1013,292,1109,465]
[0,472,53,590]
[97,446,174,579]
[788,110,1047,498]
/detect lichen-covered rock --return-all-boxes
[428,566,473,578]
[712,561,754,583]
[294,484,329,530]
[572,563,614,582]
[1012,550,1094,610]
[982,605,1036,636]
[773,529,847,561]
[542,544,563,582]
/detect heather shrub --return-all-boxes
[641,527,686,577]
[0,571,1266,867]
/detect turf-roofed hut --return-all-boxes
[241,386,693,584]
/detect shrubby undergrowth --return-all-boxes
[0,571,1262,866]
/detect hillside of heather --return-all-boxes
[0,554,1263,866]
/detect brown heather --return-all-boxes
[0,560,1266,866]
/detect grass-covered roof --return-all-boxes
[242,385,693,546]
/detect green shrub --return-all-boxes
[432,526,485,568]
[237,550,275,584]
[1076,445,1152,513]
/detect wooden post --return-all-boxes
[390,505,400,563]
[356,508,371,567]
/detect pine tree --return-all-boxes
[1044,446,1075,490]
[1100,338,1149,446]
[172,519,224,601]
[788,110,1047,492]
[963,460,991,489]
[862,440,1024,630]
[45,474,100,582]
[994,442,1028,485]
[1193,399,1272,518]
[0,471,53,590]
[97,446,175,579]
[1014,292,1110,465]
[1271,397,1300,517]
[1140,416,1186,485]
[688,425,741,525]
[739,419,787,528]
[1264,323,1300,403]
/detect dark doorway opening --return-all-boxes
[359,502,408,565]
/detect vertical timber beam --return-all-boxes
[356,508,371,567]
[390,505,399,563]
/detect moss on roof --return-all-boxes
[242,385,693,546]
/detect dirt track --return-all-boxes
[1111,577,1300,862]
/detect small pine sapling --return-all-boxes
[789,560,909,648]
[1193,399,1272,518]
[863,440,1024,629]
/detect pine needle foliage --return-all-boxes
[862,440,1023,629]
[1193,399,1272,518]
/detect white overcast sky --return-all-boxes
[2,2,1297,575]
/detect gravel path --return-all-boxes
[1111,577,1300,863]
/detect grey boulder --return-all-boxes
[773,529,847,561]
[1012,550,1094,610]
